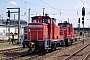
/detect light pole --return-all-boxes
[1,14,3,24]
[0,15,1,20]
[89,26,90,37]
[60,9,61,16]
[28,8,30,23]
[14,14,15,25]
[68,18,69,22]
[88,26,89,37]
[78,18,80,40]
[2,17,3,23]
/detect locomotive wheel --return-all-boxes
[70,39,73,45]
[23,45,25,48]
[71,39,73,43]
[51,44,54,51]
[75,38,77,41]
[22,42,26,48]
[26,42,35,52]
[60,40,64,46]
[69,38,72,45]
[51,43,56,51]
[53,43,56,50]
[26,42,30,48]
[65,38,68,47]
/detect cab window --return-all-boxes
[33,18,38,23]
[43,18,50,23]
[58,23,63,27]
[65,23,70,27]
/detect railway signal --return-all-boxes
[7,10,11,41]
[82,7,85,44]
[78,18,80,23]
[8,10,10,17]
[82,16,84,24]
[6,19,9,25]
[7,8,21,44]
[82,7,85,16]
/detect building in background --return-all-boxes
[0,19,27,35]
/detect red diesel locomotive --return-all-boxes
[22,15,76,51]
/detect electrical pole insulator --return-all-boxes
[82,7,85,16]
[8,10,10,17]
[78,18,80,23]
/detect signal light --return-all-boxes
[82,17,84,24]
[6,19,9,25]
[82,17,84,20]
[7,19,9,21]
[6,22,8,25]
[82,7,85,16]
[8,10,10,17]
[78,18,80,23]
[82,21,84,24]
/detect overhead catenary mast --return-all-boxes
[28,8,30,23]
[43,7,45,16]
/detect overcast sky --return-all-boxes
[0,0,90,27]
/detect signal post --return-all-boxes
[7,8,21,44]
[78,18,80,40]
[82,7,85,44]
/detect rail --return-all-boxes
[0,47,25,60]
[83,52,90,60]
[64,43,90,60]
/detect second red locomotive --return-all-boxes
[22,14,77,52]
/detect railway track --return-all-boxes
[64,43,90,60]
[83,52,90,60]
[0,37,88,60]
[0,46,47,60]
[0,40,4,43]
[38,37,90,60]
[16,47,62,60]
[0,47,29,60]
[0,47,23,53]
[0,41,76,60]
[19,38,83,60]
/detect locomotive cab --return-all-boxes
[23,16,51,51]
